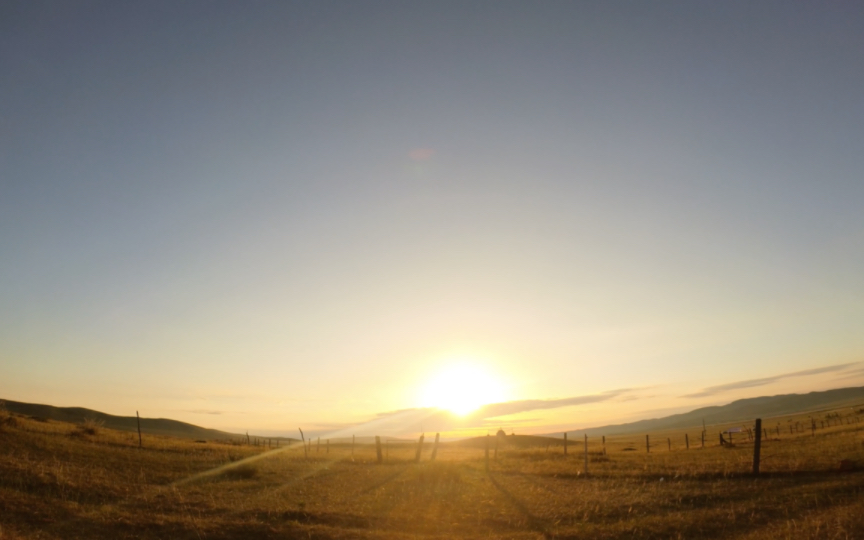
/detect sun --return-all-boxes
[420,363,506,416]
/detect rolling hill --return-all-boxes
[553,386,864,437]
[0,399,257,441]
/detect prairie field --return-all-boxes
[2,407,864,539]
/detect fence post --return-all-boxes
[136,411,142,449]
[701,431,704,448]
[327,439,330,453]
[351,435,355,460]
[485,434,490,471]
[246,431,250,445]
[602,435,606,455]
[414,434,425,463]
[430,432,440,461]
[685,433,689,450]
[753,418,762,476]
[646,434,650,453]
[667,438,671,451]
[375,436,383,464]
[584,434,588,476]
[298,428,307,459]
[564,432,568,455]
[317,437,320,453]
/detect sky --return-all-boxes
[2,1,864,439]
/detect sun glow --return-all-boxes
[420,363,507,416]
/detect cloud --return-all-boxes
[682,362,860,398]
[833,366,864,378]
[308,389,646,438]
[470,389,632,420]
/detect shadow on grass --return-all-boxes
[355,464,409,496]
[487,470,552,538]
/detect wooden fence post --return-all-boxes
[375,436,383,464]
[685,433,689,450]
[602,435,606,455]
[753,418,762,476]
[327,439,330,453]
[583,434,588,476]
[563,432,568,455]
[246,431,250,445]
[136,411,142,449]
[667,438,671,451]
[414,434,425,462]
[646,434,650,453]
[298,428,307,459]
[431,433,440,461]
[351,435,355,459]
[317,437,320,453]
[701,431,704,448]
[485,434,490,471]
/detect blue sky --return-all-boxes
[2,1,863,437]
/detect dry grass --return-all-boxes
[1,407,864,539]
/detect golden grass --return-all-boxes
[1,407,863,539]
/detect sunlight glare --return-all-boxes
[420,363,506,416]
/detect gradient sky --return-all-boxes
[2,1,863,438]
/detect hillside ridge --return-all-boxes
[552,386,864,437]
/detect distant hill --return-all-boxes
[551,386,864,437]
[0,399,289,442]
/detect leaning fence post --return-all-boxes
[136,411,142,449]
[298,428,307,459]
[375,436,383,464]
[430,432,439,461]
[414,433,425,463]
[753,418,762,476]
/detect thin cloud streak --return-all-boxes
[472,389,632,419]
[682,362,860,398]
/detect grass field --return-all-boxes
[2,404,864,539]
